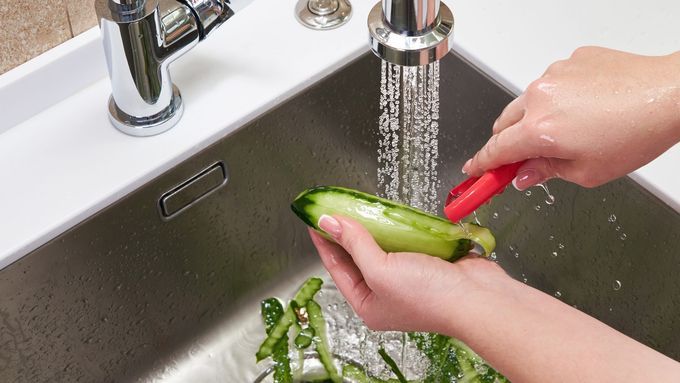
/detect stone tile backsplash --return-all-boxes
[0,1,98,75]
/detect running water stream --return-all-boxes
[351,59,445,379]
[378,60,441,213]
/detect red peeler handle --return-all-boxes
[444,161,525,222]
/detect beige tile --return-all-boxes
[0,2,72,75]
[65,0,97,36]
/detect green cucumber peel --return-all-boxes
[256,278,323,361]
[306,299,341,383]
[291,186,495,259]
[378,347,408,383]
[294,327,315,349]
[260,298,292,383]
[410,333,509,383]
[342,364,403,383]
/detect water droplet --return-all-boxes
[551,251,558,257]
[549,235,555,241]
[613,280,622,291]
[608,214,617,223]
[534,205,541,211]
[489,252,497,261]
[558,243,565,250]
[525,190,532,196]
[472,211,482,225]
[554,291,562,298]
[619,233,627,241]
[615,225,621,231]
[492,212,499,219]
[537,183,555,205]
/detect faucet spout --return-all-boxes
[382,0,440,34]
[368,0,454,66]
[95,0,234,136]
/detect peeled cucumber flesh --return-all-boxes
[291,186,495,260]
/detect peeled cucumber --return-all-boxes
[291,186,495,260]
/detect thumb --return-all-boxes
[318,215,387,273]
[512,158,562,190]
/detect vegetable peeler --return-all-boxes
[444,161,525,222]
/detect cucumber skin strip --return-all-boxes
[378,347,408,383]
[256,278,323,361]
[306,299,342,383]
[342,364,401,383]
[260,298,292,383]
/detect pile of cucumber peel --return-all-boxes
[255,187,508,382]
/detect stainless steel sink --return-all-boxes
[1,52,678,382]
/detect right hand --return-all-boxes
[463,47,680,189]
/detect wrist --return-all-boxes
[440,268,523,341]
[661,52,680,141]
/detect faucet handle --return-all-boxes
[180,0,234,38]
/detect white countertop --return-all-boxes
[0,0,678,269]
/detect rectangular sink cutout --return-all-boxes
[159,162,228,219]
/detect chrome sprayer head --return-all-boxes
[368,0,454,66]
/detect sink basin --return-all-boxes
[1,52,678,382]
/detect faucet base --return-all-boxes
[108,85,184,137]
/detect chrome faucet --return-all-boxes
[367,0,454,66]
[95,0,234,136]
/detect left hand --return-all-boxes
[309,214,510,335]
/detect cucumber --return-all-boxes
[291,186,495,259]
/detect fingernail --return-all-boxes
[462,159,472,174]
[512,169,540,191]
[318,215,342,239]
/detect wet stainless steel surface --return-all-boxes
[0,52,678,382]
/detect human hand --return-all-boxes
[463,47,680,189]
[309,214,509,335]
[309,215,680,383]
